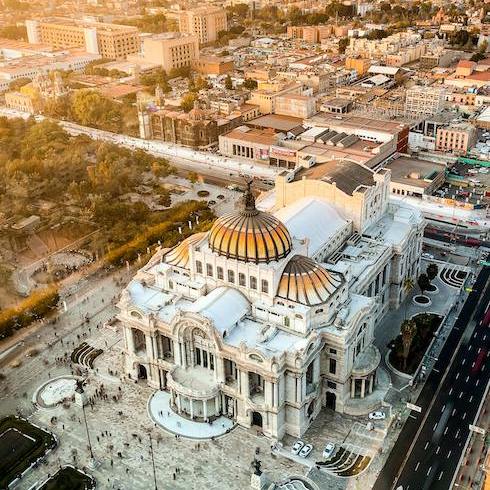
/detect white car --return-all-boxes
[299,443,313,458]
[291,440,304,455]
[322,442,335,459]
[369,411,386,420]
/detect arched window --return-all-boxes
[250,276,257,290]
[217,266,224,280]
[196,260,203,274]
[228,270,235,283]
[261,279,269,293]
[239,272,246,286]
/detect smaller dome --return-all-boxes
[163,233,206,268]
[277,255,342,306]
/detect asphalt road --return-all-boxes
[374,265,490,490]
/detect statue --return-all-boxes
[252,457,262,476]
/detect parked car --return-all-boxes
[291,440,304,455]
[369,411,386,420]
[322,442,335,459]
[299,443,313,458]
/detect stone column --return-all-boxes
[190,399,194,419]
[301,375,306,400]
[174,340,181,365]
[369,374,374,394]
[126,328,135,354]
[215,395,220,415]
[203,400,208,420]
[274,380,279,407]
[242,370,249,398]
[176,393,182,413]
[351,378,356,398]
[361,379,366,399]
[216,355,225,383]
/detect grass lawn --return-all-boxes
[0,416,56,488]
[39,466,95,490]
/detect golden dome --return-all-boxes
[163,232,206,268]
[277,255,342,306]
[208,185,292,264]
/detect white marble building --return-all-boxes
[118,163,424,439]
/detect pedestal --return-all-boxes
[251,473,266,490]
[74,390,87,407]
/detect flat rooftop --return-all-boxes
[387,156,445,188]
[247,114,304,132]
[306,113,408,135]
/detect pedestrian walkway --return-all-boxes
[148,391,235,439]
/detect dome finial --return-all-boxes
[241,179,258,216]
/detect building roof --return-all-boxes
[163,233,207,268]
[293,160,375,196]
[277,254,342,306]
[208,187,292,264]
[248,114,304,132]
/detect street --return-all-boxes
[374,265,490,490]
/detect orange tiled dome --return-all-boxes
[277,255,342,305]
[208,186,292,264]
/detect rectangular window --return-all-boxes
[195,347,201,366]
[250,276,257,289]
[217,266,224,280]
[228,270,235,283]
[329,358,337,375]
[203,350,208,368]
[210,353,214,370]
[206,264,213,277]
[239,273,246,286]
[329,348,337,355]
[261,279,269,294]
[327,381,337,390]
[196,260,202,274]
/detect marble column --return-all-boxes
[242,370,249,398]
[176,393,181,413]
[190,399,194,419]
[369,374,374,394]
[361,379,366,399]
[274,381,279,407]
[203,400,208,420]
[174,340,181,365]
[126,328,135,354]
[145,335,153,358]
[351,378,356,398]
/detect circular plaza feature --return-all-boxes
[148,391,235,439]
[413,294,431,307]
[425,284,439,295]
[33,376,81,409]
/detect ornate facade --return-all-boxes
[118,168,424,439]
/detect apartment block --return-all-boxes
[142,33,199,72]
[275,93,316,119]
[249,81,305,115]
[25,18,140,60]
[405,86,446,116]
[177,7,227,45]
[435,123,477,154]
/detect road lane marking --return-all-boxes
[433,422,438,431]
[449,388,453,395]
[468,345,472,351]
[462,359,466,365]
[456,429,460,438]
[452,408,457,416]
[459,391,464,398]
[427,466,432,476]
[466,376,470,383]
[436,446,440,454]
[483,334,487,341]
[444,426,449,435]
[447,450,452,458]
[472,362,476,368]
[438,471,444,480]
[476,379,480,386]
[462,412,467,420]
[415,462,420,471]
[455,372,460,380]
[478,347,482,353]
[424,441,429,450]
[441,405,446,413]
[469,395,473,402]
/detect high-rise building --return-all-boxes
[25,18,140,60]
[177,7,227,45]
[142,33,199,72]
[405,86,446,116]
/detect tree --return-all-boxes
[417,273,431,295]
[187,171,199,184]
[71,90,123,132]
[180,92,197,112]
[426,264,439,283]
[224,74,233,90]
[401,318,417,370]
[0,25,27,40]
[242,78,258,90]
[338,37,349,54]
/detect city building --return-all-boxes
[177,7,227,45]
[435,123,477,154]
[274,94,317,119]
[118,173,423,438]
[193,55,234,75]
[405,86,446,116]
[249,81,306,115]
[141,33,199,72]
[25,18,140,59]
